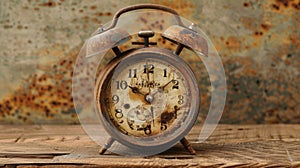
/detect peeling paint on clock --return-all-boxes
[0,0,299,124]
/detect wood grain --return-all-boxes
[0,125,299,167]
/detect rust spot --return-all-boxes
[292,2,300,9]
[261,23,271,31]
[95,12,111,16]
[239,17,256,31]
[254,31,263,36]
[90,5,97,10]
[39,1,56,7]
[7,105,12,111]
[79,9,84,13]
[272,4,280,10]
[271,0,297,11]
[225,36,241,50]
[3,25,12,29]
[92,18,99,23]
[45,108,50,117]
[159,105,179,124]
[51,101,60,106]
[96,12,103,16]
[60,59,66,66]
[161,111,175,123]
[243,2,249,7]
[276,0,290,7]
[48,85,53,91]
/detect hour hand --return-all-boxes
[128,86,146,96]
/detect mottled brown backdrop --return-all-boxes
[0,0,299,124]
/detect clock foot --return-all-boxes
[99,137,115,155]
[180,137,196,155]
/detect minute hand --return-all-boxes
[158,79,176,91]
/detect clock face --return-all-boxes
[96,48,199,146]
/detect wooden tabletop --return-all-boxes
[0,124,299,168]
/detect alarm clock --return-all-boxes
[72,4,227,156]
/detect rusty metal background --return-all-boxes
[0,0,299,124]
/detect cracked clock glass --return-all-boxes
[95,48,200,147]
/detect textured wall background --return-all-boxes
[0,0,299,124]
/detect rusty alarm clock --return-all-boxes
[73,4,226,156]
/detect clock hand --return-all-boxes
[128,85,146,96]
[158,79,175,91]
[150,106,154,126]
[146,65,151,95]
[129,85,153,104]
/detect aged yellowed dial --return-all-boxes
[101,58,190,137]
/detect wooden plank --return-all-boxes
[0,125,299,167]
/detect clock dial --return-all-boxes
[99,54,193,137]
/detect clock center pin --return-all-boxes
[145,94,154,103]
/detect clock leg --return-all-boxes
[180,137,196,155]
[99,137,115,155]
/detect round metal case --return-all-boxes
[95,47,200,151]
